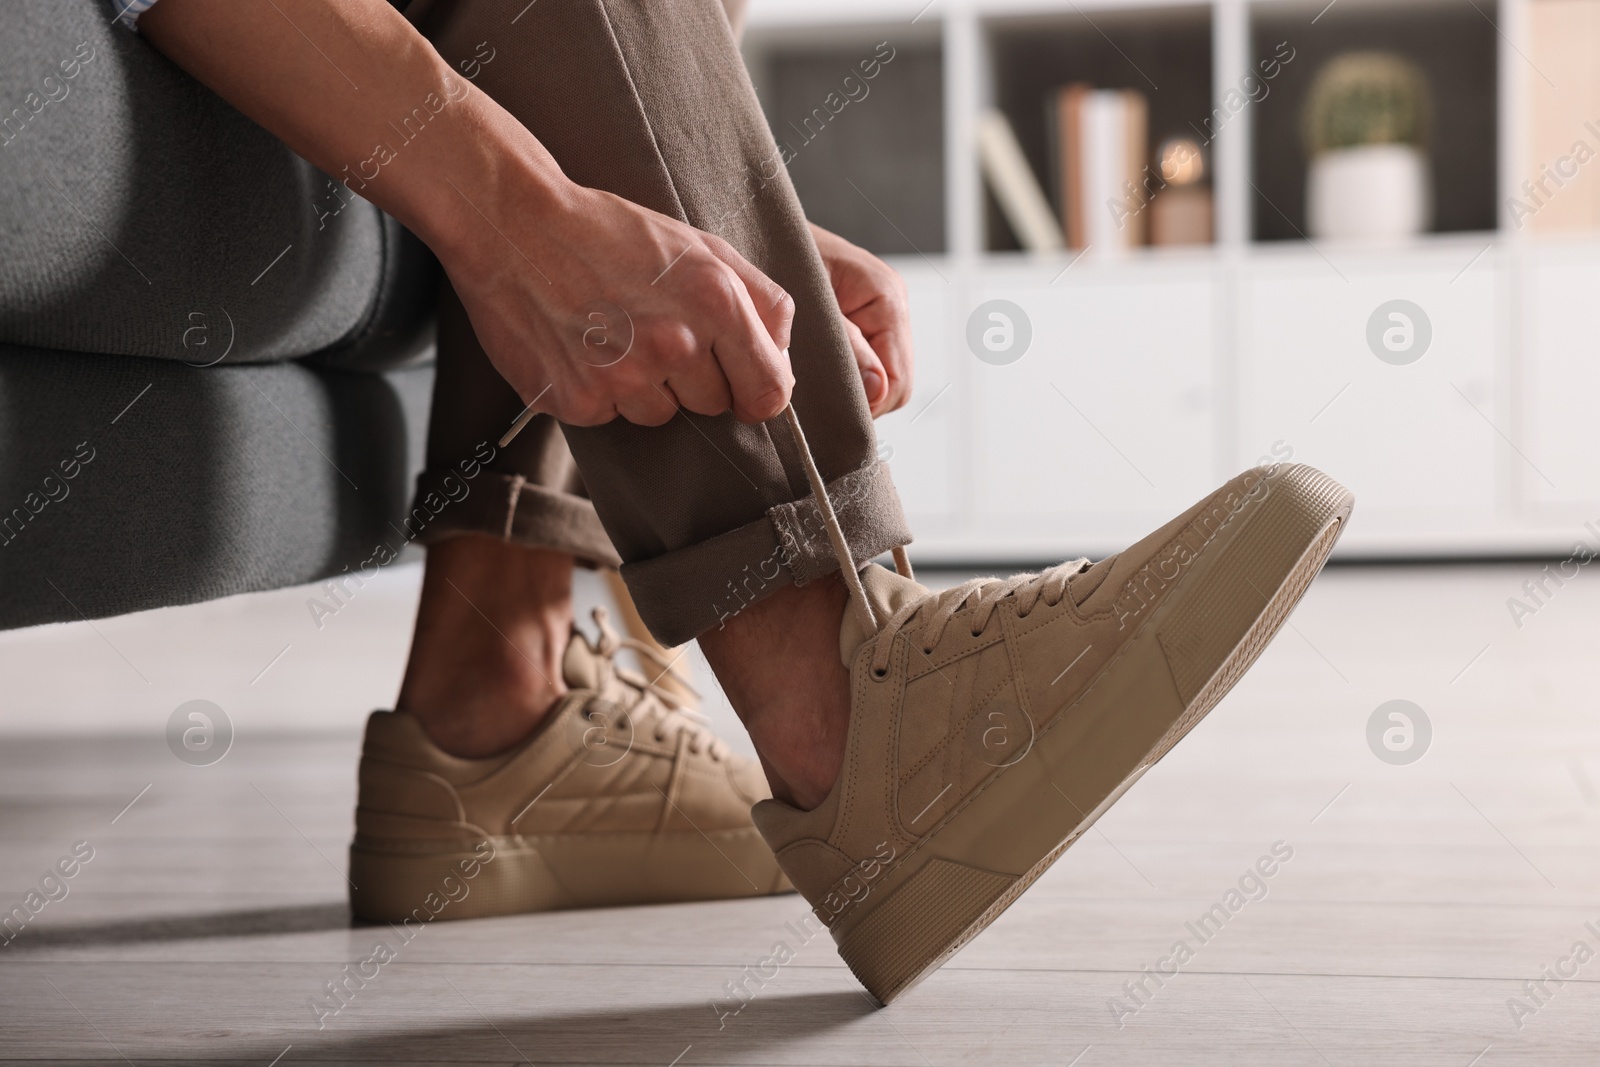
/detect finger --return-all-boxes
[561,399,620,428]
[713,334,793,423]
[843,316,889,414]
[699,263,793,423]
[840,286,907,373]
[705,236,794,351]
[876,328,914,415]
[664,361,734,417]
[615,383,680,427]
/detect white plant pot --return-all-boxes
[1306,144,1431,241]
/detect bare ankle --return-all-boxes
[699,573,852,810]
[398,537,574,758]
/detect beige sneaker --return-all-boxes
[752,462,1353,1003]
[348,612,788,922]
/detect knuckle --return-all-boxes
[744,373,792,420]
[772,287,796,321]
[662,323,701,366]
[684,252,724,285]
[699,266,745,316]
[637,319,676,357]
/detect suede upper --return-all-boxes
[355,625,769,847]
[754,464,1307,915]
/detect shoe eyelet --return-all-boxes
[871,667,888,681]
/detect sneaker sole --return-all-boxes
[834,465,1353,1004]
[349,827,788,922]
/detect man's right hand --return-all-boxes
[138,0,795,430]
[441,178,795,427]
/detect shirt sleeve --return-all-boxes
[108,0,161,31]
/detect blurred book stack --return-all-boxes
[978,83,1211,253]
[977,110,1065,252]
[1053,84,1149,250]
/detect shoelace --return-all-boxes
[589,609,727,760]
[498,388,904,644]
[867,561,1090,678]
[781,405,1087,679]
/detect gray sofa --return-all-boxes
[0,1,439,630]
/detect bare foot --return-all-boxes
[698,573,852,810]
[397,537,573,758]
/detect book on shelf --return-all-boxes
[1050,84,1149,251]
[977,108,1065,253]
[1524,0,1600,233]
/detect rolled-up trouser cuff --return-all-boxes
[408,467,622,569]
[621,460,910,647]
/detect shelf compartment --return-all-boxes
[980,6,1214,252]
[745,25,946,255]
[1248,0,1500,242]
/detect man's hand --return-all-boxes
[139,0,796,429]
[445,180,795,427]
[809,223,914,417]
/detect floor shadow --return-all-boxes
[260,989,875,1065]
[6,902,351,951]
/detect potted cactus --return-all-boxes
[1302,53,1432,240]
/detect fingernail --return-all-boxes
[862,369,884,399]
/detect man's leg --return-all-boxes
[418,0,911,803]
[395,267,618,757]
[395,0,752,758]
[356,262,792,918]
[398,539,577,758]
[408,0,1354,1002]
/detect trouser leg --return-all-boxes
[413,283,621,570]
[417,0,910,645]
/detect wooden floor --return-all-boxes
[3,563,1599,1064]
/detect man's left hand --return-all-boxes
[810,222,914,417]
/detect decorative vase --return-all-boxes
[1301,52,1431,241]
[1307,143,1431,240]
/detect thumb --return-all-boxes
[843,315,888,411]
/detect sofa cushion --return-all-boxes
[0,0,435,367]
[0,346,434,630]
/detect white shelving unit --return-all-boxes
[745,0,1600,562]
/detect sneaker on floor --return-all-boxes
[752,462,1353,1003]
[348,611,788,922]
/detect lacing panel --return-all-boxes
[586,608,727,760]
[866,560,1091,677]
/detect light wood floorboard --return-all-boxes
[3,564,1599,1063]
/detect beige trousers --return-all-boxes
[410,0,910,645]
